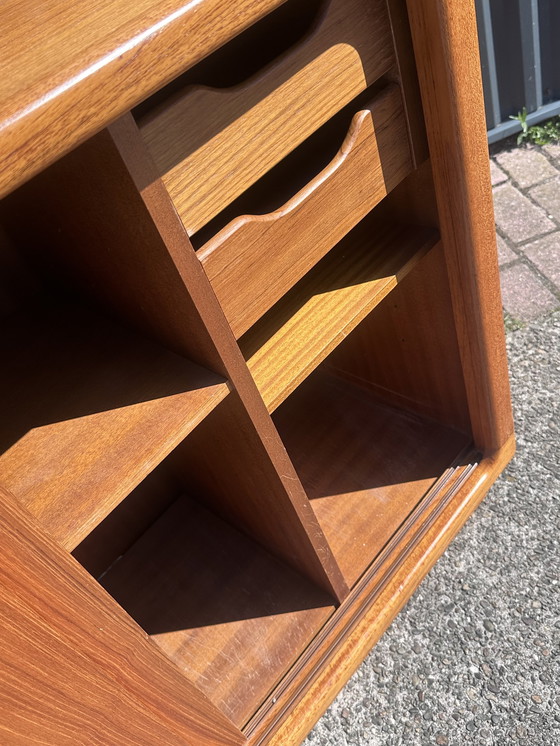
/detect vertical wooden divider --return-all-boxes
[107,114,348,601]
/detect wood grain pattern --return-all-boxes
[0,486,245,746]
[0,128,227,377]
[273,370,470,585]
[327,241,472,433]
[140,0,394,234]
[245,438,515,745]
[100,495,335,728]
[167,392,346,600]
[405,0,514,453]
[106,113,349,601]
[0,0,289,199]
[384,0,429,166]
[240,221,438,412]
[201,85,413,338]
[0,304,228,550]
[0,1,516,740]
[72,463,181,580]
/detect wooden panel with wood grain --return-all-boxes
[0,0,290,199]
[200,85,413,337]
[245,437,515,745]
[0,304,228,550]
[273,369,471,586]
[0,0,516,742]
[100,494,336,728]
[1,115,347,600]
[165,393,348,600]
[138,0,395,234]
[107,114,349,601]
[405,0,514,453]
[240,218,438,412]
[327,241,472,433]
[0,486,245,746]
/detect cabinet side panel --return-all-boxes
[405,0,514,452]
[0,487,244,746]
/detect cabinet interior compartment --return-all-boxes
[239,202,438,413]
[73,427,336,730]
[0,224,228,551]
[135,0,396,235]
[271,240,473,587]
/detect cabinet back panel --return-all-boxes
[327,242,471,434]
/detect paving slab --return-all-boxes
[307,312,560,746]
[529,176,560,223]
[495,147,558,188]
[496,233,517,265]
[490,160,508,187]
[499,263,559,323]
[543,142,560,162]
[493,184,555,243]
[523,233,560,288]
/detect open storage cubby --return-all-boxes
[239,206,439,412]
[0,230,229,550]
[268,229,474,587]
[73,446,337,729]
[273,368,472,587]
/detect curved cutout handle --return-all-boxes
[139,0,395,234]
[201,85,413,339]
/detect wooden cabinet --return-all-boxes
[0,0,514,743]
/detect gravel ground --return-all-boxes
[305,311,560,746]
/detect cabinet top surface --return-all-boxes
[0,0,286,199]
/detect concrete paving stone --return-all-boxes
[523,233,560,288]
[495,147,558,188]
[529,176,560,222]
[499,263,559,322]
[496,234,517,265]
[490,160,508,186]
[493,184,555,243]
[543,142,560,161]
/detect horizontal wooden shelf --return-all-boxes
[0,303,228,550]
[273,370,471,586]
[240,220,439,412]
[199,85,413,338]
[139,0,394,235]
[99,495,335,728]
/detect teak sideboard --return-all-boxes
[0,0,514,743]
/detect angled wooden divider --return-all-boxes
[108,113,348,601]
[0,485,245,746]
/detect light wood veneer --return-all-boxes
[139,0,395,234]
[199,85,413,337]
